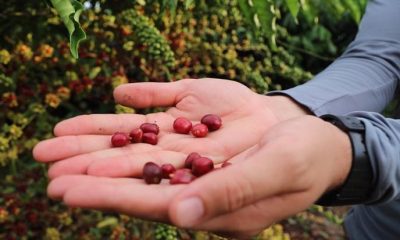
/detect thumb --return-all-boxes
[113,79,192,108]
[168,146,293,228]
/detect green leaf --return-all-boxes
[50,0,86,58]
[237,0,253,23]
[252,0,273,35]
[285,0,300,21]
[184,0,195,9]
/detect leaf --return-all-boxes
[252,0,273,36]
[50,0,86,58]
[184,0,195,9]
[285,0,300,21]
[237,0,277,48]
[237,0,253,23]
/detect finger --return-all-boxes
[33,135,112,162]
[49,175,185,222]
[168,141,304,228]
[47,143,159,179]
[113,80,191,108]
[47,174,136,199]
[54,112,173,136]
[86,150,186,177]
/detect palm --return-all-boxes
[34,78,279,179]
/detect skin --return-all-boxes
[33,78,351,239]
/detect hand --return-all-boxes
[34,78,303,179]
[43,115,352,239]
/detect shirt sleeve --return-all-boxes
[347,111,400,203]
[270,0,400,116]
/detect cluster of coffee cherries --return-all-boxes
[110,114,222,147]
[110,114,224,184]
[143,152,232,185]
[111,123,160,147]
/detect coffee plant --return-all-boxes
[0,0,364,239]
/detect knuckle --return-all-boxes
[222,175,255,212]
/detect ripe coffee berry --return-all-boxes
[143,162,162,184]
[192,157,214,176]
[201,114,222,131]
[191,123,208,137]
[161,164,176,179]
[142,132,158,145]
[184,152,201,169]
[170,169,196,184]
[173,117,192,134]
[129,128,143,143]
[140,123,160,135]
[111,132,130,147]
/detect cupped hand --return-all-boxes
[33,78,284,179]
[44,115,352,239]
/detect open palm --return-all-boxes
[34,78,279,179]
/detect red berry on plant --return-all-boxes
[111,132,130,147]
[129,128,143,143]
[201,114,222,131]
[185,152,201,169]
[170,169,196,184]
[140,123,160,135]
[192,157,214,176]
[143,162,162,184]
[142,132,158,145]
[173,117,192,134]
[191,123,208,137]
[161,164,176,178]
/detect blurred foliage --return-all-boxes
[0,0,363,239]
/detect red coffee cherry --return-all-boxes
[111,132,130,147]
[170,169,196,184]
[143,162,162,184]
[161,164,176,179]
[201,114,222,131]
[191,123,208,137]
[192,157,214,176]
[142,132,158,145]
[184,152,201,169]
[173,117,192,134]
[140,123,160,135]
[129,128,143,143]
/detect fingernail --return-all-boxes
[176,197,204,227]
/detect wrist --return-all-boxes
[261,95,313,122]
[317,115,373,206]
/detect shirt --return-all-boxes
[271,0,400,239]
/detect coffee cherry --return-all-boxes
[142,132,158,145]
[191,123,208,137]
[111,132,130,147]
[173,117,192,134]
[170,169,196,184]
[129,128,143,143]
[201,114,222,131]
[192,157,214,176]
[221,161,232,168]
[161,164,176,179]
[143,162,162,184]
[185,152,201,169]
[140,123,160,135]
